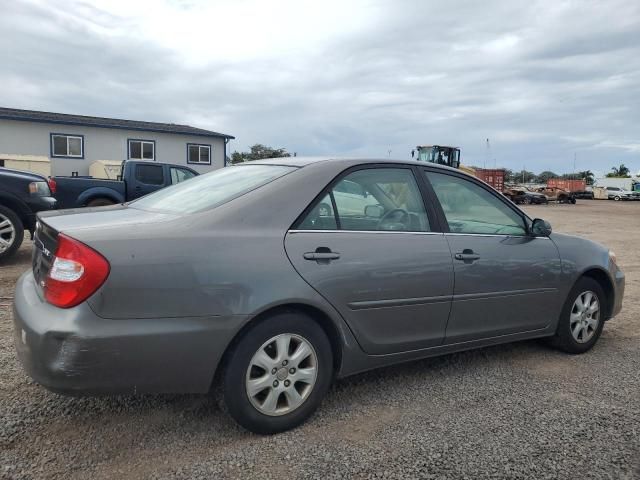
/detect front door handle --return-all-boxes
[303,247,340,264]
[454,249,480,263]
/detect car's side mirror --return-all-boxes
[531,218,552,237]
[364,204,384,218]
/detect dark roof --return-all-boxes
[0,107,234,139]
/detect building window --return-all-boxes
[128,139,155,160]
[187,143,211,165]
[51,134,84,158]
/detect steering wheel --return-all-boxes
[377,208,410,231]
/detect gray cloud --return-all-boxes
[1,0,639,174]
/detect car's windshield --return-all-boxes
[130,164,296,214]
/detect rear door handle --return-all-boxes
[303,252,340,261]
[454,249,480,262]
[303,248,340,264]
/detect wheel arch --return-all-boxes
[211,302,344,390]
[578,267,614,320]
[78,187,124,206]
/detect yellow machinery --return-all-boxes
[413,145,477,176]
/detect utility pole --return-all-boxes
[485,138,490,169]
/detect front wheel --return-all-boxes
[222,312,333,434]
[551,277,606,354]
[0,205,24,261]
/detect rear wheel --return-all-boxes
[613,195,621,201]
[222,312,333,434]
[551,277,605,354]
[0,205,24,261]
[86,197,115,207]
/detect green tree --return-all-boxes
[606,164,630,177]
[577,170,595,184]
[513,170,537,183]
[230,144,292,164]
[536,171,559,183]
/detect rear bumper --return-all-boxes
[13,271,247,395]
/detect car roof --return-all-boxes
[235,156,462,173]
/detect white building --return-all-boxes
[0,107,234,176]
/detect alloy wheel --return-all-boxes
[245,333,318,416]
[0,214,16,254]
[569,290,600,343]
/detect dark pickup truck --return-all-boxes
[0,168,57,260]
[50,160,198,209]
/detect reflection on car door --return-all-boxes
[285,166,454,355]
[423,170,563,343]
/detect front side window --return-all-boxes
[188,144,211,165]
[297,168,430,232]
[51,134,83,158]
[170,167,196,184]
[135,164,164,185]
[425,171,527,235]
[129,140,155,160]
[132,164,295,214]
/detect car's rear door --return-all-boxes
[285,165,454,355]
[422,168,563,343]
[129,163,166,199]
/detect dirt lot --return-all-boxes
[1,201,639,479]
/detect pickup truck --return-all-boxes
[0,168,57,260]
[50,160,198,209]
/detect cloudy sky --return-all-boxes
[2,0,639,174]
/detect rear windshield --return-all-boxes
[130,164,296,214]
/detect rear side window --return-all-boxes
[425,171,526,236]
[170,167,196,184]
[135,164,164,185]
[131,165,296,214]
[297,167,430,232]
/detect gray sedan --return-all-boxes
[13,158,625,434]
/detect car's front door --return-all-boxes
[423,169,563,343]
[285,166,454,355]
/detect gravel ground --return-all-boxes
[1,201,639,479]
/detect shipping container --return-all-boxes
[547,178,587,192]
[475,168,505,192]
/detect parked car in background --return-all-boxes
[605,186,638,201]
[503,187,548,205]
[14,158,624,434]
[535,186,576,204]
[572,190,595,200]
[50,160,198,209]
[0,168,57,260]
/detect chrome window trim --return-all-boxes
[445,232,551,239]
[288,229,443,236]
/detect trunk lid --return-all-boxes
[33,205,179,295]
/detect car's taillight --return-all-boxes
[44,234,110,308]
[47,177,57,194]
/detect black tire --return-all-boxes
[222,312,333,434]
[613,196,621,201]
[0,205,25,262]
[86,197,115,207]
[550,277,606,354]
